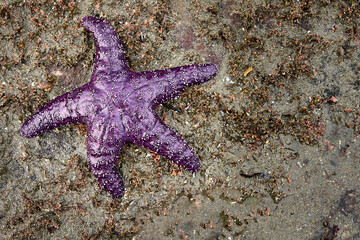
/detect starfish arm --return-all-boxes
[81,16,130,76]
[20,86,93,138]
[86,113,126,198]
[87,152,125,198]
[141,63,218,106]
[131,113,201,172]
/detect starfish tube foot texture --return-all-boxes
[20,16,218,198]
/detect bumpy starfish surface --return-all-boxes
[20,16,218,198]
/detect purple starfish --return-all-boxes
[20,16,218,198]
